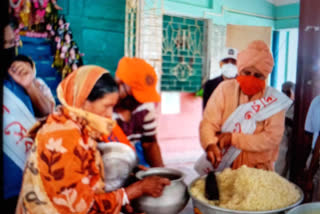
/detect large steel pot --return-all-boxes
[136,167,190,214]
[188,176,304,214]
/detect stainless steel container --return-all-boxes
[287,202,320,214]
[136,167,190,214]
[97,142,138,192]
[188,176,304,214]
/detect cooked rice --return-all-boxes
[190,165,300,211]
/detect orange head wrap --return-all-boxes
[57,65,115,135]
[59,65,108,108]
[237,40,274,78]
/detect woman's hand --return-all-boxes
[8,61,35,89]
[218,133,232,150]
[206,144,222,168]
[125,176,170,200]
[140,176,170,197]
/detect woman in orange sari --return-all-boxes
[16,65,170,214]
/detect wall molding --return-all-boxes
[266,0,299,6]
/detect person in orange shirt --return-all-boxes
[200,40,290,171]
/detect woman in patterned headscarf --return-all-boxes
[16,65,170,214]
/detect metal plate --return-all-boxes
[287,202,320,214]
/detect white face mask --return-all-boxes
[221,63,237,78]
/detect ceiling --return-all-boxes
[266,0,300,6]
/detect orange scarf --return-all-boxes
[16,66,132,214]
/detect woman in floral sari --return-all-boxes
[16,65,170,214]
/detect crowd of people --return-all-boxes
[2,12,320,214]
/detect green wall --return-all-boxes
[164,0,274,27]
[275,3,300,29]
[55,0,299,78]
[57,0,125,74]
[163,0,300,29]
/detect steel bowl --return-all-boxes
[135,167,190,214]
[188,176,304,214]
[97,142,138,192]
[286,202,320,214]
